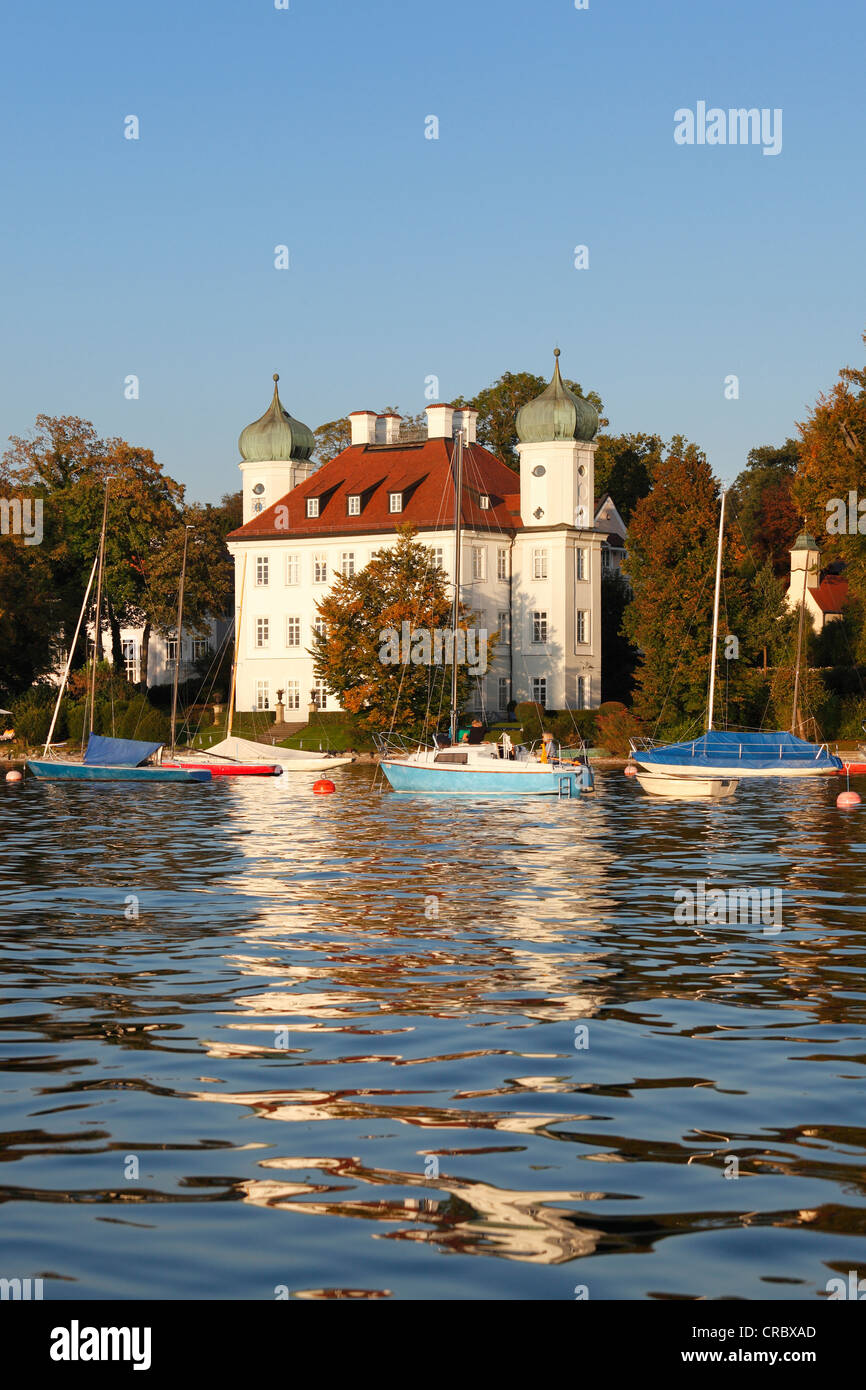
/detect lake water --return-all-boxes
[2,766,865,1301]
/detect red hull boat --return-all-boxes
[163,761,282,777]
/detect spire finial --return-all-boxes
[554,347,560,360]
[273,372,279,383]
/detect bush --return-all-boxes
[595,701,643,756]
[10,684,64,747]
[514,701,545,740]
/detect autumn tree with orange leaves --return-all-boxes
[311,527,485,735]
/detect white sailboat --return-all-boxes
[630,492,842,782]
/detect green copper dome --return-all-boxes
[791,531,819,551]
[239,374,315,462]
[516,350,598,444]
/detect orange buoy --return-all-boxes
[837,790,861,808]
[313,778,336,795]
[624,763,638,777]
[5,770,23,783]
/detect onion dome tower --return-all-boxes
[238,374,317,523]
[516,350,599,530]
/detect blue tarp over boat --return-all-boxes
[635,729,842,774]
[83,734,162,767]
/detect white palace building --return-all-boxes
[226,354,624,720]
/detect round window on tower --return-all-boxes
[577,465,586,476]
[531,465,546,478]
[252,483,265,496]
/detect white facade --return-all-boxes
[115,615,231,688]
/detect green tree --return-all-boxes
[314,417,351,463]
[311,527,483,735]
[453,370,603,468]
[600,570,639,703]
[594,433,660,523]
[729,439,800,576]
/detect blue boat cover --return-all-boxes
[83,734,163,767]
[639,729,842,771]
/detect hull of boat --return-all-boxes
[635,771,738,799]
[163,761,281,777]
[633,757,834,779]
[26,760,212,783]
[380,760,585,796]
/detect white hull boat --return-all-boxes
[635,770,738,799]
[199,735,354,772]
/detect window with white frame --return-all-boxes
[532,611,548,644]
[255,681,270,711]
[576,548,586,581]
[576,675,586,709]
[255,555,269,586]
[430,546,444,571]
[285,553,300,585]
[601,547,611,570]
[255,618,269,648]
[497,610,511,644]
[286,616,300,647]
[166,638,178,664]
[531,677,547,707]
[479,494,490,510]
[192,638,209,661]
[313,618,326,642]
[306,497,319,518]
[576,610,589,645]
[389,492,403,513]
[471,547,485,581]
[313,554,327,583]
[122,639,136,682]
[285,680,300,711]
[533,547,548,580]
[341,551,355,578]
[347,494,361,516]
[498,677,510,710]
[497,547,508,582]
[313,680,329,710]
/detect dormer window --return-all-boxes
[347,494,361,516]
[389,492,403,514]
[479,494,490,510]
[306,497,319,518]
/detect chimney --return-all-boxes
[349,410,377,445]
[453,408,478,444]
[426,403,454,439]
[378,412,401,444]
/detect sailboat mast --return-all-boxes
[449,430,464,746]
[791,545,810,736]
[170,524,193,756]
[226,552,247,739]
[87,479,111,740]
[43,551,99,756]
[707,490,726,731]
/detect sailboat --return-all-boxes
[165,552,353,775]
[375,431,594,797]
[27,484,212,784]
[630,493,843,781]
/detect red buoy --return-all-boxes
[313,778,336,795]
[624,763,638,778]
[837,790,861,808]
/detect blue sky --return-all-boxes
[1,0,864,501]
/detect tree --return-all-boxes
[0,525,55,701]
[793,331,866,658]
[314,417,351,463]
[624,438,725,727]
[594,433,660,523]
[311,527,482,735]
[600,570,639,703]
[453,370,604,468]
[729,439,800,575]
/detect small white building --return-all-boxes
[115,615,231,688]
[785,530,848,633]
[227,354,612,718]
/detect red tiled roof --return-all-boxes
[810,574,849,614]
[228,438,524,540]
